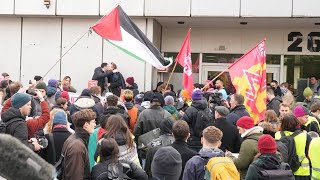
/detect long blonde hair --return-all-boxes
[45,108,65,134]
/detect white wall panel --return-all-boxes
[15,0,56,15]
[191,0,240,17]
[293,0,320,17]
[145,0,190,16]
[103,18,147,91]
[0,0,14,14]
[241,0,292,17]
[61,18,102,92]
[21,18,61,86]
[57,0,99,15]
[0,18,21,81]
[100,0,144,16]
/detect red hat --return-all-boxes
[126,77,134,86]
[61,91,70,101]
[258,134,277,154]
[236,116,254,129]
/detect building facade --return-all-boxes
[0,0,320,93]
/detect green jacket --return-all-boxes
[232,126,263,179]
[163,104,180,120]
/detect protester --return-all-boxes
[310,75,320,95]
[266,87,282,116]
[183,126,225,180]
[0,93,42,151]
[274,114,311,179]
[270,80,283,97]
[214,79,228,100]
[226,94,250,125]
[176,89,192,113]
[125,77,139,97]
[309,137,320,180]
[62,109,96,180]
[293,105,320,134]
[213,106,241,153]
[123,89,139,132]
[89,86,104,116]
[303,87,320,109]
[107,62,125,97]
[245,134,293,180]
[310,102,320,121]
[46,79,59,107]
[61,76,77,93]
[32,82,48,116]
[226,116,263,179]
[134,93,144,113]
[103,94,130,126]
[163,95,180,120]
[170,120,197,180]
[91,138,147,180]
[43,111,71,165]
[152,146,182,180]
[258,109,279,137]
[92,63,113,93]
[279,103,292,119]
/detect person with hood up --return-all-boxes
[245,134,293,180]
[125,77,139,97]
[163,95,180,120]
[46,79,59,107]
[226,116,263,179]
[69,89,100,125]
[183,126,225,180]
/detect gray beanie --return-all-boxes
[151,146,182,179]
[11,93,31,109]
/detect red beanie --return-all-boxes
[61,91,70,101]
[258,134,277,154]
[236,116,254,129]
[126,77,134,86]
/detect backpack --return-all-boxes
[204,157,240,180]
[48,134,64,179]
[0,118,23,134]
[252,162,294,180]
[276,131,302,172]
[194,108,214,138]
[96,162,132,180]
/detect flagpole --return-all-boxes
[164,60,178,91]
[202,67,230,91]
[40,30,90,82]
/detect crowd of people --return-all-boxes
[1,65,320,180]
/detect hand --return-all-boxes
[107,83,110,87]
[34,89,44,101]
[32,141,43,151]
[225,150,232,157]
[222,100,230,108]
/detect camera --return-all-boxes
[35,129,48,148]
[204,92,223,106]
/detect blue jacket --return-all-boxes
[182,148,224,180]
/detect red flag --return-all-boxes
[229,40,266,123]
[176,29,194,94]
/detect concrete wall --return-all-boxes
[1,1,320,17]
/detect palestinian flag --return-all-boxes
[92,5,172,70]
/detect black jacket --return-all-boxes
[108,72,125,97]
[103,106,130,126]
[92,67,112,92]
[1,107,34,150]
[43,127,72,164]
[226,105,250,126]
[213,117,241,153]
[274,86,283,97]
[182,100,208,137]
[267,97,282,117]
[91,159,148,180]
[170,140,197,180]
[126,83,139,97]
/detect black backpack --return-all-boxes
[276,131,302,172]
[253,162,294,180]
[194,108,214,138]
[0,118,23,134]
[96,162,132,180]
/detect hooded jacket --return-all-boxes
[245,154,291,180]
[182,148,225,180]
[69,96,101,123]
[1,107,35,150]
[126,83,139,97]
[163,104,180,120]
[258,121,279,138]
[226,105,250,126]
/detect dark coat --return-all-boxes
[267,97,282,117]
[245,154,291,180]
[103,106,130,126]
[213,117,241,153]
[1,107,34,150]
[134,106,171,140]
[62,128,91,180]
[126,83,139,97]
[274,86,283,97]
[226,105,250,126]
[43,127,72,165]
[182,148,225,180]
[182,99,208,137]
[92,67,112,92]
[170,140,197,180]
[108,72,125,97]
[91,159,148,180]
